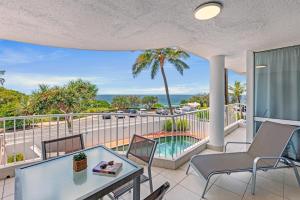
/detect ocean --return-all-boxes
[96,95,194,106]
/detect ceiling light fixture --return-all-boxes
[194,2,222,20]
[256,65,267,69]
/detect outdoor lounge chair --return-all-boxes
[186,121,300,198]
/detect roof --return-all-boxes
[1,0,300,72]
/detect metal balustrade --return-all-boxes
[0,104,244,167]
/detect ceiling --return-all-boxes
[1,0,300,72]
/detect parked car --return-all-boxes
[115,111,125,119]
[127,109,137,118]
[102,114,111,120]
[156,109,169,115]
[174,108,183,114]
[139,108,147,117]
[181,106,193,113]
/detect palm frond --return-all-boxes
[168,59,189,75]
[132,51,154,78]
[151,60,159,79]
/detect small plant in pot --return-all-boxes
[73,152,87,172]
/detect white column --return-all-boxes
[208,55,225,151]
[246,51,254,142]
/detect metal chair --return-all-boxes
[143,182,170,200]
[110,134,158,199]
[41,134,84,160]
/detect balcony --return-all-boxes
[1,127,299,200]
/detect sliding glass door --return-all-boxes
[254,45,300,162]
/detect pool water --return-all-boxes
[155,136,199,158]
[115,136,199,159]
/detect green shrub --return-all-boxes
[163,119,173,132]
[7,153,24,163]
[84,107,113,113]
[152,103,164,109]
[163,119,189,132]
[176,119,188,131]
[196,111,209,120]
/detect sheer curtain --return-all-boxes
[255,45,300,161]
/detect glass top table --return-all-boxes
[15,145,143,200]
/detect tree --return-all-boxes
[127,96,141,108]
[180,99,188,105]
[0,87,29,129]
[141,96,158,109]
[29,79,98,132]
[0,70,5,86]
[229,81,246,104]
[188,94,209,108]
[111,96,130,110]
[132,48,190,115]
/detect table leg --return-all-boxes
[133,175,141,200]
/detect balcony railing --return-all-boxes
[0,104,244,167]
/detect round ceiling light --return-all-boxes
[194,2,222,20]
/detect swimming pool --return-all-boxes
[114,136,199,159]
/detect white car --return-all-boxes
[115,111,125,119]
[139,109,147,116]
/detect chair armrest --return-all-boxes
[253,156,297,170]
[224,141,251,152]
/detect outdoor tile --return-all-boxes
[283,168,300,188]
[255,175,283,196]
[179,171,219,197]
[179,161,189,171]
[243,184,283,200]
[4,178,15,186]
[151,174,176,191]
[283,183,300,200]
[2,182,14,198]
[160,168,187,183]
[230,172,252,184]
[120,184,151,200]
[0,179,4,187]
[257,170,284,184]
[215,174,248,196]
[2,194,14,200]
[165,184,200,200]
[202,185,242,200]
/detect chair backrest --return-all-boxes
[247,121,297,165]
[126,134,157,165]
[42,134,84,160]
[143,182,170,200]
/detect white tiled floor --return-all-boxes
[2,127,300,200]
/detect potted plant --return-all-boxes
[73,152,87,172]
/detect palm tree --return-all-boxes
[229,81,246,119]
[0,70,5,86]
[229,81,246,104]
[132,48,190,115]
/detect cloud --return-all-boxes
[0,48,67,64]
[4,72,114,93]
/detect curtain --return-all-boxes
[254,45,300,161]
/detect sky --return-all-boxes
[0,40,245,95]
